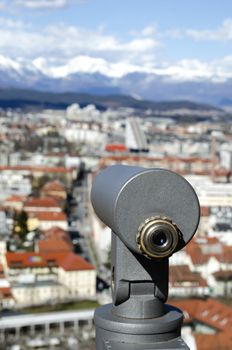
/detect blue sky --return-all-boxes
[1,0,232,81]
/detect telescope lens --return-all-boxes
[137,218,179,258]
[152,230,168,247]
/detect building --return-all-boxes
[41,180,67,200]
[27,212,68,231]
[0,165,76,189]
[3,251,96,307]
[212,270,232,297]
[0,264,14,309]
[0,169,32,201]
[169,265,209,298]
[105,143,128,153]
[37,238,73,254]
[172,298,232,350]
[59,253,96,299]
[125,118,149,152]
[195,332,232,350]
[41,226,71,242]
[0,210,9,236]
[169,237,232,298]
[24,197,63,213]
[3,195,26,212]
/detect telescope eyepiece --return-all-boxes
[137,218,180,259]
[91,165,200,257]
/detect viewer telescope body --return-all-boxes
[91,165,200,350]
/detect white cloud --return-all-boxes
[2,50,232,83]
[4,15,232,83]
[0,17,25,29]
[154,59,215,81]
[25,55,232,82]
[14,0,68,9]
[0,18,161,68]
[33,56,154,78]
[186,18,232,41]
[141,26,157,37]
[152,56,232,82]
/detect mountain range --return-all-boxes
[1,55,232,107]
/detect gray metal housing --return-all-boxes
[91,165,200,255]
[91,165,200,350]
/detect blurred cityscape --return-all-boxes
[0,100,231,349]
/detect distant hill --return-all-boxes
[0,88,223,112]
[1,55,232,106]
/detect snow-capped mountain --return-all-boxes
[1,55,232,106]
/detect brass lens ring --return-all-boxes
[137,217,180,259]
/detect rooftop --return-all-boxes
[172,298,232,333]
[6,251,95,271]
[59,253,94,271]
[0,287,14,299]
[42,180,66,192]
[185,238,232,265]
[4,195,27,203]
[169,265,207,287]
[195,332,232,350]
[42,226,70,241]
[34,212,67,222]
[213,270,232,281]
[0,165,72,173]
[38,239,73,253]
[24,197,62,209]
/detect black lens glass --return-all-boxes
[152,231,167,247]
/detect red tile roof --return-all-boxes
[35,212,67,222]
[169,265,207,287]
[24,197,62,209]
[200,206,210,217]
[42,180,66,192]
[0,264,4,278]
[172,298,232,333]
[43,226,67,234]
[223,246,232,264]
[213,270,232,281]
[38,239,73,253]
[4,195,27,203]
[5,251,95,271]
[0,287,13,299]
[42,227,70,240]
[0,166,71,173]
[105,144,128,152]
[185,238,232,265]
[59,253,94,271]
[6,252,62,268]
[195,332,232,350]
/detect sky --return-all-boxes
[1,0,232,80]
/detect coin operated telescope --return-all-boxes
[91,165,200,350]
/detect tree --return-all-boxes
[13,210,29,241]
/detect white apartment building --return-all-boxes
[0,170,32,201]
[186,175,232,207]
[63,126,106,145]
[91,215,111,264]
[66,104,101,122]
[186,175,232,242]
[37,212,68,231]
[59,265,96,298]
[3,251,96,307]
[12,281,67,307]
[0,211,8,236]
